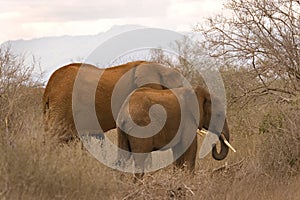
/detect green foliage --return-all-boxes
[259,112,284,134]
[259,105,300,177]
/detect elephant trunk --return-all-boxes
[212,119,230,160]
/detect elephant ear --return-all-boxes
[203,92,212,125]
[194,86,212,128]
[134,63,184,89]
[199,87,226,133]
[180,88,201,127]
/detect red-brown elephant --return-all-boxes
[43,61,185,142]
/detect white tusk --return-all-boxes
[197,129,207,136]
[220,133,236,153]
[197,129,236,153]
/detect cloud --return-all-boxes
[168,0,223,17]
[0,0,170,22]
[0,0,225,43]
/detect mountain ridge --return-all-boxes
[0,25,194,80]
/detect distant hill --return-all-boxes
[1,25,194,81]
[1,25,147,80]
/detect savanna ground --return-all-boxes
[1,0,300,198]
[0,50,299,200]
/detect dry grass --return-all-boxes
[0,66,299,199]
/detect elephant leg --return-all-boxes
[129,139,153,180]
[132,153,148,180]
[172,136,197,171]
[116,128,131,168]
[144,153,152,170]
[182,136,197,171]
[172,143,184,168]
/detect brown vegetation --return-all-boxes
[1,0,300,198]
[0,48,299,200]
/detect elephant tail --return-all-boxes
[42,94,50,132]
[43,96,49,114]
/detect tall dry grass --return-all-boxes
[0,47,299,199]
[0,83,299,200]
[0,87,130,199]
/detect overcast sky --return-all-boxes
[0,0,225,44]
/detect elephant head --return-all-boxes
[194,86,230,160]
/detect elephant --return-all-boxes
[116,86,230,178]
[43,61,185,142]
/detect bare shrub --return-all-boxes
[149,36,217,87]
[196,0,300,102]
[259,102,300,177]
[0,45,43,136]
[0,46,127,199]
[1,42,299,199]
